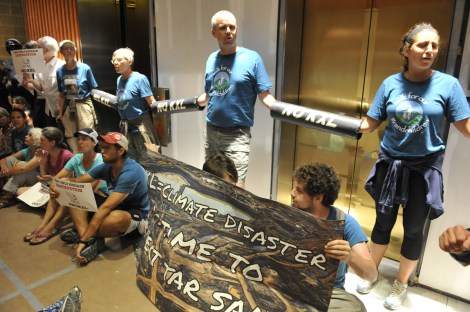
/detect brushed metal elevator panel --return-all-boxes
[276,0,454,261]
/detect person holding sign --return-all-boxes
[357,23,470,310]
[23,36,65,128]
[57,40,98,152]
[59,132,149,264]
[0,127,41,208]
[26,128,105,245]
[23,127,73,244]
[196,10,277,189]
[290,162,376,312]
[26,128,103,245]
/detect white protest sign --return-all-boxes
[54,178,97,212]
[11,49,47,74]
[18,182,50,207]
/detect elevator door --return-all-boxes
[278,0,454,261]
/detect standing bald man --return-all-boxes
[196,10,276,189]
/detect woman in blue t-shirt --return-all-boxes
[358,23,470,310]
[25,128,107,245]
[111,48,158,167]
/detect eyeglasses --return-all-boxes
[111,58,128,64]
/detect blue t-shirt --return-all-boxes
[88,157,149,212]
[116,72,153,121]
[64,153,108,194]
[204,47,272,128]
[20,147,33,161]
[327,206,368,289]
[57,63,98,100]
[367,71,470,157]
[11,126,31,152]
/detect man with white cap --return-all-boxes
[59,131,149,264]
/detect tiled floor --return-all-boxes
[1,202,469,311]
[345,258,470,312]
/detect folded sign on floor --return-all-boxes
[135,152,344,312]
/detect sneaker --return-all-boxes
[79,237,105,263]
[60,228,80,244]
[384,279,408,310]
[61,286,82,312]
[0,196,17,208]
[356,277,379,294]
[38,286,81,312]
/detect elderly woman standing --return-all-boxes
[0,127,42,207]
[112,48,158,166]
[23,36,65,128]
[57,40,98,152]
[357,23,470,310]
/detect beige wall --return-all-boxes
[0,0,26,60]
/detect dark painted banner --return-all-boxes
[135,152,344,312]
[271,101,363,139]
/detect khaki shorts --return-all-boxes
[205,123,251,184]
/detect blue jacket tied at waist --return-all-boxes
[365,148,445,220]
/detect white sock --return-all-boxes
[123,219,139,236]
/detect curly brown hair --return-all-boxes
[293,162,341,207]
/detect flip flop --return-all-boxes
[23,230,40,242]
[29,228,60,245]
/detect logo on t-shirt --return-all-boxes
[64,74,82,99]
[116,87,130,111]
[391,92,429,133]
[212,65,233,96]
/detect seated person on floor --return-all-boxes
[11,96,33,127]
[290,162,377,312]
[203,152,238,185]
[10,108,31,153]
[23,127,73,244]
[51,132,149,264]
[0,107,13,159]
[0,127,42,208]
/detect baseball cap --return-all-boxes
[74,128,98,143]
[98,132,128,150]
[59,40,76,50]
[5,38,21,55]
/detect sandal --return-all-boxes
[29,228,60,245]
[23,230,40,242]
[0,197,18,209]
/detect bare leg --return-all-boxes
[98,210,132,237]
[396,256,418,284]
[38,205,68,236]
[370,241,388,269]
[69,207,90,236]
[33,199,59,232]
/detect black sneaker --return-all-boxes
[79,237,105,263]
[60,228,80,244]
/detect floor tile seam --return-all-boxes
[0,256,43,310]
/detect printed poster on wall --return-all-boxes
[135,152,344,312]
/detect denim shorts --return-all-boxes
[205,123,251,183]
